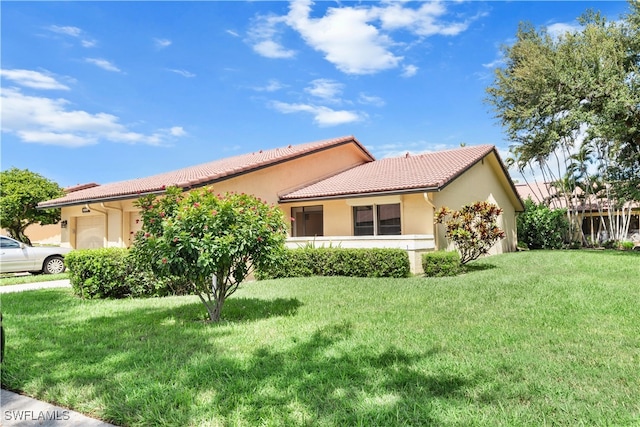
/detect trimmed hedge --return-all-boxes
[256,247,410,279]
[422,251,462,277]
[65,248,189,299]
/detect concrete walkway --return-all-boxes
[1,389,117,427]
[0,280,71,294]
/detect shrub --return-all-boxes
[256,247,410,279]
[517,199,570,249]
[422,251,462,277]
[435,201,505,264]
[65,248,188,299]
[621,241,635,251]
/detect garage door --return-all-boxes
[76,215,105,249]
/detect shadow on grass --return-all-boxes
[463,262,498,273]
[1,290,474,426]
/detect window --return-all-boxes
[377,204,401,235]
[291,205,323,237]
[0,237,21,249]
[353,203,401,236]
[353,206,374,236]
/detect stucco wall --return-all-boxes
[433,153,518,255]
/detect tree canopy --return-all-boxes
[0,168,65,245]
[486,1,640,243]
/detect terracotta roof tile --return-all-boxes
[39,136,372,208]
[280,145,496,201]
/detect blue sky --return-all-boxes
[1,1,630,188]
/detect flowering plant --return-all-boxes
[132,186,287,321]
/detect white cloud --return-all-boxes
[482,57,505,69]
[154,38,172,49]
[286,0,402,75]
[0,69,70,90]
[168,69,196,78]
[305,79,343,101]
[168,126,186,137]
[253,79,286,92]
[253,40,296,59]
[226,30,240,37]
[546,22,581,38]
[47,25,96,48]
[358,93,385,107]
[377,1,471,36]
[48,25,82,37]
[248,15,296,59]
[401,64,418,77]
[270,101,364,126]
[250,0,474,75]
[85,58,121,72]
[1,87,183,147]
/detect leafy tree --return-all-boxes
[435,201,505,265]
[0,168,64,245]
[486,2,640,244]
[131,187,288,322]
[517,199,570,249]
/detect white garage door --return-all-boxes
[76,216,105,249]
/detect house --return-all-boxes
[515,182,640,244]
[39,136,524,273]
[2,182,100,246]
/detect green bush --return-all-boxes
[517,199,570,249]
[256,247,410,279]
[422,251,462,277]
[621,241,635,251]
[65,248,189,299]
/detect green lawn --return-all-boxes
[1,250,639,426]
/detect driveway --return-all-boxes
[0,279,71,294]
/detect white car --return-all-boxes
[0,236,72,275]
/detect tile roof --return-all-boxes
[39,136,372,208]
[280,144,497,201]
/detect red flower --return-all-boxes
[144,233,150,238]
[194,203,200,208]
[211,210,217,215]
[161,258,168,264]
[257,236,263,242]
[159,212,165,218]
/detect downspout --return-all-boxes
[87,203,108,248]
[423,192,437,249]
[101,203,124,247]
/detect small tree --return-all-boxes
[0,168,65,245]
[131,187,288,322]
[435,201,505,264]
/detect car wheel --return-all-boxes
[43,256,65,274]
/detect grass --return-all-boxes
[0,272,69,286]
[1,250,639,426]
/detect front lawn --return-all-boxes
[1,250,639,426]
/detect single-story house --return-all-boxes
[39,136,524,273]
[515,182,640,244]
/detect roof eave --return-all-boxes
[279,186,442,203]
[37,190,168,209]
